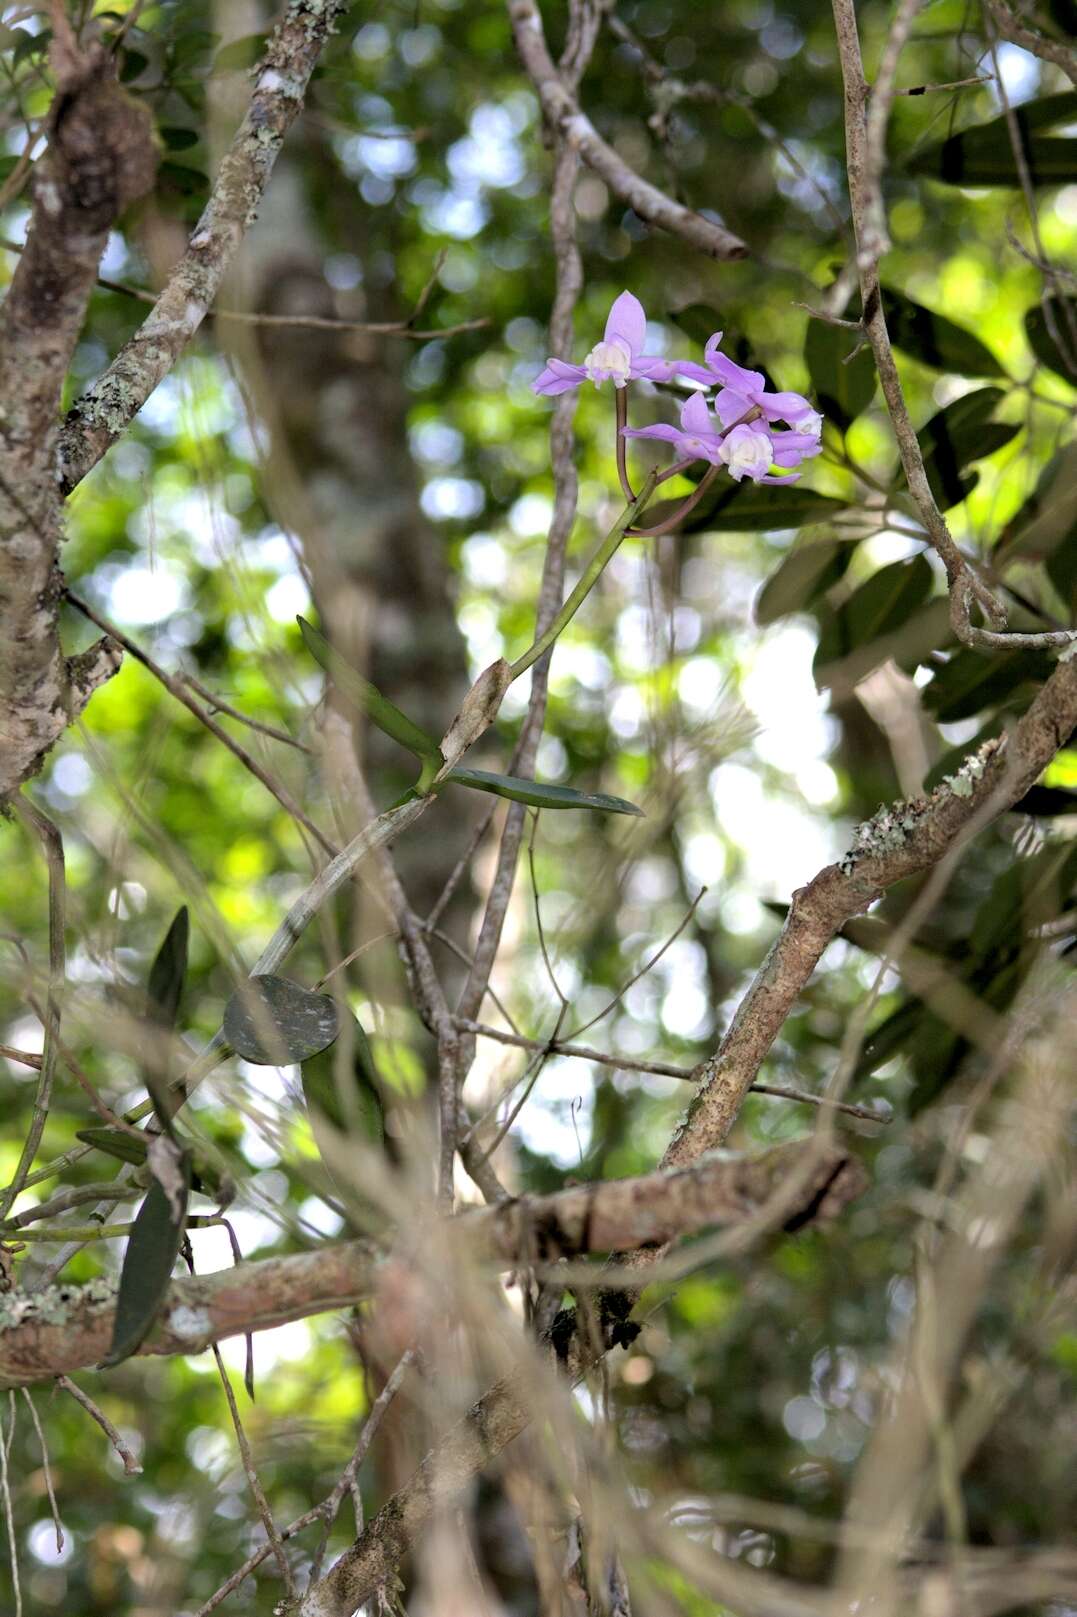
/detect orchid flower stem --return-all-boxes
[655,457,698,487]
[615,388,637,502]
[510,468,661,682]
[627,461,721,539]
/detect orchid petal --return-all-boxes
[604,291,646,357]
[702,331,726,369]
[680,392,713,434]
[758,388,815,423]
[706,351,765,394]
[713,387,754,427]
[621,423,691,445]
[532,359,587,395]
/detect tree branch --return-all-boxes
[0,1140,863,1389]
[56,0,346,494]
[507,0,748,262]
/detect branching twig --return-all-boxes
[507,0,748,261]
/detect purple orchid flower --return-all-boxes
[532,291,677,395]
[677,334,823,438]
[717,423,796,484]
[620,391,726,464]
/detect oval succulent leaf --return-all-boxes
[223,974,340,1066]
[101,1151,191,1368]
[446,767,643,816]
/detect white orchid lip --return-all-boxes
[719,425,774,481]
[584,338,633,386]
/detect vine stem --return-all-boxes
[509,468,660,681]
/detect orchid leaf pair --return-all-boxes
[532,292,825,522]
[298,618,642,816]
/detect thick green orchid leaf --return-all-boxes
[446,767,643,816]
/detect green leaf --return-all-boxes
[914,388,1020,509]
[815,554,934,675]
[118,48,149,83]
[804,318,876,430]
[158,162,209,197]
[12,26,50,64]
[668,304,723,346]
[922,647,1055,723]
[446,767,643,816]
[879,286,1005,378]
[995,444,1077,605]
[159,126,200,151]
[298,617,443,763]
[75,1127,148,1167]
[301,1015,385,1143]
[223,975,340,1066]
[170,29,219,69]
[907,91,1077,187]
[147,907,189,1032]
[647,481,850,536]
[101,1153,191,1368]
[1025,294,1077,386]
[754,538,852,625]
[211,33,267,73]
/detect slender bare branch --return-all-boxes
[507,0,748,261]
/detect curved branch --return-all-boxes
[507,0,748,262]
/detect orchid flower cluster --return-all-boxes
[533,291,823,536]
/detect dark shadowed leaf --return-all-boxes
[12,27,51,64]
[995,444,1077,585]
[147,907,189,1031]
[158,162,209,197]
[668,304,723,346]
[647,480,850,536]
[224,975,341,1066]
[101,1154,191,1368]
[755,538,852,625]
[159,126,200,151]
[814,555,934,678]
[446,767,643,815]
[211,33,267,73]
[118,48,149,82]
[298,617,443,761]
[907,91,1077,187]
[1025,294,1077,386]
[922,647,1055,723]
[804,318,876,430]
[913,388,1019,509]
[880,286,1005,377]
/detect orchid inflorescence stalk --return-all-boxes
[533,291,824,537]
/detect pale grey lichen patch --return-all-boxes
[841,739,1001,873]
[840,797,929,875]
[940,742,994,800]
[0,1274,117,1333]
[167,1303,211,1342]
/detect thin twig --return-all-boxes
[67,592,337,856]
[57,1375,142,1474]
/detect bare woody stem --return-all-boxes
[615,388,637,502]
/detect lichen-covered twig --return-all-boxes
[56,0,347,494]
[507,0,748,262]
